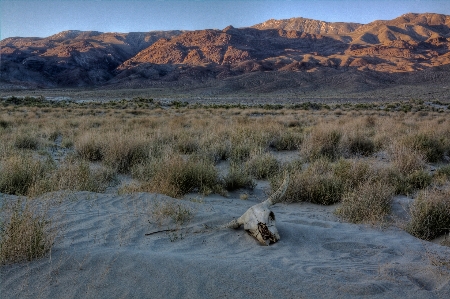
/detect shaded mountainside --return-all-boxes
[1,13,450,97]
[0,30,184,87]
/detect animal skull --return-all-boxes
[226,172,289,246]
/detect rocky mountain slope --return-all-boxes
[1,13,449,97]
[0,30,184,87]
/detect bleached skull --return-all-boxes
[226,172,289,246]
[240,202,280,245]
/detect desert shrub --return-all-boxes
[388,142,425,175]
[103,138,150,173]
[336,179,395,223]
[14,134,40,150]
[0,200,56,264]
[176,135,199,154]
[58,160,114,192]
[143,156,221,198]
[406,170,432,190]
[345,133,375,156]
[270,130,303,151]
[300,127,342,161]
[229,142,253,162]
[433,165,450,185]
[436,165,450,178]
[404,133,446,163]
[280,158,344,205]
[246,153,280,179]
[365,115,377,127]
[61,138,74,149]
[0,155,52,196]
[333,158,372,192]
[0,119,10,129]
[223,163,255,191]
[151,201,194,227]
[379,167,432,195]
[75,133,104,161]
[31,159,116,194]
[406,187,450,240]
[206,142,231,163]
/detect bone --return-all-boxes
[226,172,290,245]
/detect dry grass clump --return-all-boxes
[336,179,395,223]
[403,133,446,163]
[388,141,426,175]
[281,158,344,205]
[0,200,56,264]
[102,135,150,173]
[406,186,450,240]
[33,159,116,194]
[0,155,53,196]
[202,141,231,164]
[246,152,280,180]
[300,125,342,161]
[229,142,254,163]
[270,130,303,151]
[151,201,194,227]
[276,158,376,205]
[75,133,104,161]
[176,134,200,155]
[223,163,256,191]
[342,132,376,157]
[140,156,221,198]
[433,165,450,185]
[14,134,40,150]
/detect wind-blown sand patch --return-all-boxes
[1,188,450,298]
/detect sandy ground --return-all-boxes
[1,181,450,299]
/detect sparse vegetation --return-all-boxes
[300,125,342,161]
[0,200,56,264]
[223,163,255,191]
[406,187,450,240]
[0,96,449,260]
[336,179,395,223]
[151,201,194,227]
[246,152,280,180]
[140,156,221,198]
[0,155,53,196]
[279,158,344,205]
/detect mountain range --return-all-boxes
[1,13,450,99]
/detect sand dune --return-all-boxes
[1,186,450,299]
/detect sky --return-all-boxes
[1,0,450,40]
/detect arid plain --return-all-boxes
[1,12,450,299]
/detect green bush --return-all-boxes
[380,167,432,195]
[333,158,372,192]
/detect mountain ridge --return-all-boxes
[1,13,449,98]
